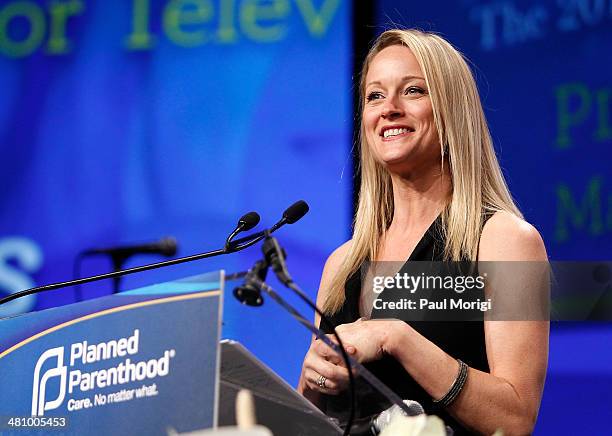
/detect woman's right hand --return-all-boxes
[301,335,356,396]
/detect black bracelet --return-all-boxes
[433,359,468,408]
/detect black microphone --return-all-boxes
[82,236,178,294]
[233,259,268,306]
[238,211,260,231]
[83,236,178,258]
[225,212,260,250]
[230,200,309,249]
[270,200,309,232]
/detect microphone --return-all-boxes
[83,236,178,258]
[238,211,261,231]
[237,203,308,305]
[233,259,268,306]
[82,236,178,294]
[225,212,260,250]
[270,200,309,232]
[229,200,309,249]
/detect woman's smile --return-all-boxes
[380,125,415,141]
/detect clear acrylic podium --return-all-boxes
[219,340,342,435]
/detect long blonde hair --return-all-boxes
[323,29,522,314]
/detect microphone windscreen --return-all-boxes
[283,200,309,224]
[239,211,260,231]
[159,237,178,257]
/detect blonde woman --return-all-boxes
[297,30,548,435]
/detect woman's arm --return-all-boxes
[336,212,549,435]
[297,241,355,407]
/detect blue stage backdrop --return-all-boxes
[0,0,352,385]
[376,1,612,434]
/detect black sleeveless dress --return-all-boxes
[320,217,489,435]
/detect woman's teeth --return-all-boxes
[383,128,409,138]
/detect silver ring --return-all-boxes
[316,374,327,388]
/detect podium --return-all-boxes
[219,340,341,435]
[0,271,340,435]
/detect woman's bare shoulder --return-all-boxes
[325,240,353,269]
[316,240,353,300]
[479,211,547,261]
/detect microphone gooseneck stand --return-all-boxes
[259,235,357,436]
[0,241,244,307]
[0,202,305,307]
[242,274,412,431]
[236,233,412,436]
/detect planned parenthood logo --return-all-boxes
[31,329,175,416]
[32,347,67,416]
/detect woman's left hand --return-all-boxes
[335,318,399,363]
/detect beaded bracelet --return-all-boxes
[433,359,468,408]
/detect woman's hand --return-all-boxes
[301,334,356,395]
[335,318,398,363]
[301,318,397,396]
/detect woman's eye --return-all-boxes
[405,86,425,95]
[366,91,384,102]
